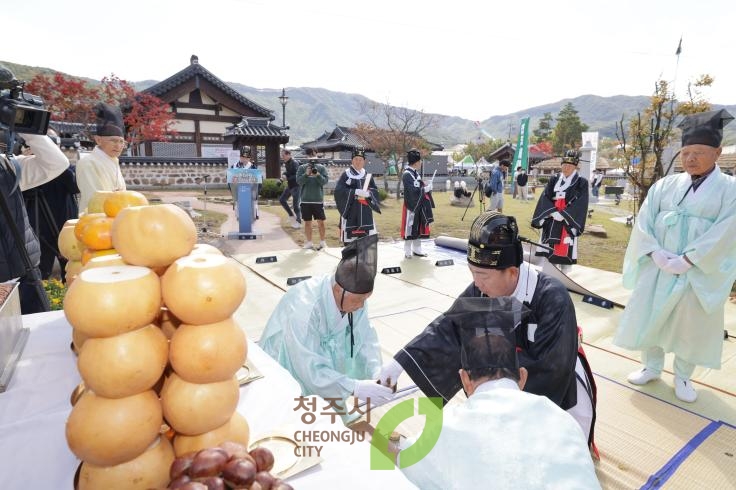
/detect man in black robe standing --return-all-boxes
[401,148,434,258]
[334,147,381,244]
[531,149,589,272]
[378,211,597,451]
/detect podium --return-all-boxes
[227,168,263,240]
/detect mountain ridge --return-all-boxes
[4,60,735,146]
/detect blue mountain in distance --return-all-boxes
[3,60,733,147]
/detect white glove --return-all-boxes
[378,359,404,388]
[423,183,433,193]
[651,249,678,270]
[551,211,564,221]
[662,255,692,275]
[353,380,394,404]
[354,188,371,198]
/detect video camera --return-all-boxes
[307,161,317,175]
[0,66,51,152]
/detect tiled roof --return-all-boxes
[223,117,289,143]
[50,121,95,137]
[301,125,368,151]
[119,156,227,166]
[144,60,273,118]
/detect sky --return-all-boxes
[3,0,735,121]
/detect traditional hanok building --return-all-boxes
[300,126,369,160]
[142,55,288,178]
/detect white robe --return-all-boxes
[400,379,600,490]
[614,167,736,367]
[75,147,126,213]
[259,275,382,420]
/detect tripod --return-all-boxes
[201,174,210,233]
[461,175,486,221]
[23,188,64,281]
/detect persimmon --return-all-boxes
[79,217,114,251]
[103,190,149,218]
[74,213,107,241]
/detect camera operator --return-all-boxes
[20,129,79,282]
[279,148,301,229]
[296,151,329,250]
[1,131,70,313]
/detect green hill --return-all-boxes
[5,60,735,147]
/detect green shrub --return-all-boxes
[538,177,549,184]
[260,178,284,199]
[377,188,388,202]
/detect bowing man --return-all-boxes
[260,235,393,421]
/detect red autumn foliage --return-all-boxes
[26,72,177,153]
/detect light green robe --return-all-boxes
[614,167,736,367]
[259,275,382,412]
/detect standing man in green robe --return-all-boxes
[614,109,736,403]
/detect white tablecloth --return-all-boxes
[0,311,415,489]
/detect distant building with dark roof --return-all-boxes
[142,55,288,178]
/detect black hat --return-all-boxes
[445,296,528,372]
[352,146,366,159]
[678,109,734,148]
[94,103,124,137]
[467,211,523,269]
[335,234,378,294]
[240,147,251,157]
[407,148,421,164]
[561,149,580,165]
[499,159,511,167]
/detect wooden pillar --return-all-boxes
[265,142,280,179]
[194,120,201,157]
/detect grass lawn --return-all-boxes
[272,189,635,275]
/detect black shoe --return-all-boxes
[413,252,428,257]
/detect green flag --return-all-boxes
[513,116,530,171]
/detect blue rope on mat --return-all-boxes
[640,420,722,490]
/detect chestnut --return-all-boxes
[170,453,196,480]
[193,476,226,490]
[189,448,229,478]
[219,441,250,461]
[254,471,277,490]
[221,458,257,488]
[249,447,275,473]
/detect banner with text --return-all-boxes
[514,117,530,171]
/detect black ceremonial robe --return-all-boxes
[401,167,435,240]
[531,172,589,264]
[334,166,381,244]
[395,272,579,410]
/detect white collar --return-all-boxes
[511,262,538,304]
[92,146,118,164]
[473,378,520,395]
[554,171,577,192]
[347,166,366,179]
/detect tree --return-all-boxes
[26,73,98,123]
[99,74,177,155]
[353,100,438,196]
[615,76,714,204]
[615,80,679,204]
[26,72,177,156]
[551,103,589,154]
[532,112,554,142]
